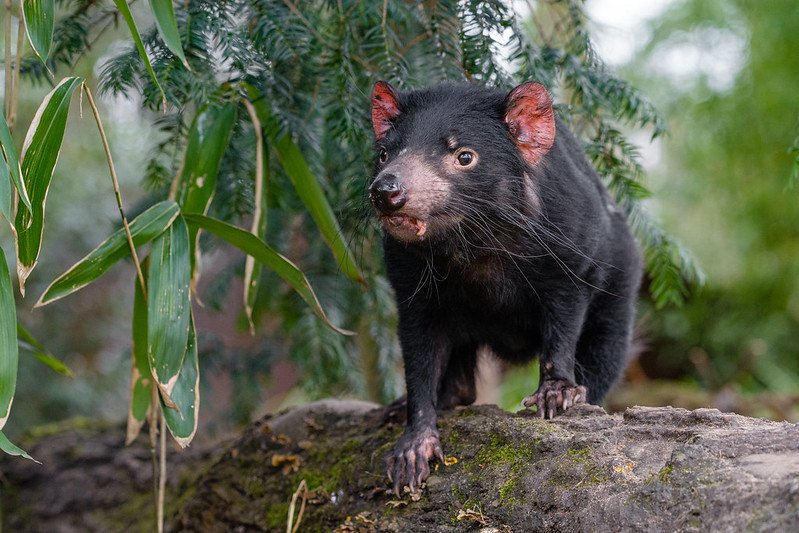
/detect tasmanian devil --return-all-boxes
[368,80,642,494]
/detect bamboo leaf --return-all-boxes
[0,154,12,226]
[17,322,71,376]
[149,0,189,69]
[127,258,151,445]
[173,103,236,214]
[14,76,82,294]
[171,102,236,282]
[161,314,199,448]
[148,214,191,400]
[112,0,166,109]
[0,112,32,216]
[0,430,39,462]
[243,85,363,284]
[21,0,55,68]
[36,200,180,307]
[183,214,353,336]
[0,247,19,430]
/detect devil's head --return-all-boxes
[368,81,556,246]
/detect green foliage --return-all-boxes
[624,0,799,390]
[7,1,703,416]
[22,0,56,68]
[789,119,799,189]
[15,76,82,292]
[36,200,180,306]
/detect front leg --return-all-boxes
[523,296,589,418]
[386,318,449,495]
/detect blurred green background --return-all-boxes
[3,0,798,442]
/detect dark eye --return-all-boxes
[379,148,388,163]
[457,151,475,166]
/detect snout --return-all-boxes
[369,174,407,214]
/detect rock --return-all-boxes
[3,402,799,532]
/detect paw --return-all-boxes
[522,379,588,419]
[385,427,444,496]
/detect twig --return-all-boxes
[82,83,147,298]
[4,0,12,119]
[286,479,309,533]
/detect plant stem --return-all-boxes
[9,12,23,131]
[82,83,148,298]
[3,0,12,119]
[149,386,159,532]
[158,411,167,533]
[241,99,267,333]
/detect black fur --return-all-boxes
[370,82,642,493]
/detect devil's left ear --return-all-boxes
[372,81,401,141]
[503,82,556,166]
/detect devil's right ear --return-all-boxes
[372,81,401,141]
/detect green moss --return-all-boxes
[298,436,363,492]
[451,485,465,504]
[546,447,609,487]
[266,502,290,529]
[447,428,461,450]
[498,476,520,505]
[566,447,590,462]
[658,464,674,483]
[474,434,535,466]
[241,475,268,498]
[471,433,536,506]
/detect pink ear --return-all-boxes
[503,82,556,165]
[372,81,401,141]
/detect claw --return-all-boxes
[523,379,589,418]
[387,456,395,483]
[384,427,443,496]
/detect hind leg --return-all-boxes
[437,345,478,410]
[575,286,639,404]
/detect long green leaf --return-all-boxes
[150,0,189,69]
[274,135,363,283]
[0,430,38,462]
[0,247,18,430]
[127,257,151,445]
[14,76,82,294]
[162,314,199,448]
[17,322,71,376]
[184,214,353,336]
[112,0,166,108]
[243,85,363,284]
[173,103,237,213]
[0,112,32,216]
[36,200,180,307]
[148,214,191,399]
[172,102,236,281]
[0,154,11,226]
[22,0,55,67]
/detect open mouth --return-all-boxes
[382,214,428,238]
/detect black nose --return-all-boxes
[369,174,407,214]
